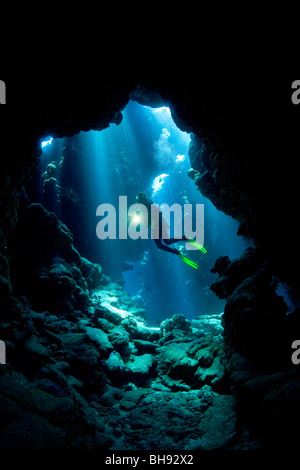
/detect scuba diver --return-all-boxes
[135,192,206,269]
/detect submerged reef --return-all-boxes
[0,304,233,450]
[210,247,300,448]
[0,203,236,450]
[1,202,298,450]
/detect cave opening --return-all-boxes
[24,99,252,325]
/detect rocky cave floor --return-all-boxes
[0,202,272,451]
[0,292,252,451]
[2,202,300,451]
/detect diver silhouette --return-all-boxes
[153,209,188,255]
[135,192,200,269]
[135,192,180,254]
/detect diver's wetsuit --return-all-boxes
[152,210,187,255]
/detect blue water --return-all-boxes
[39,101,252,325]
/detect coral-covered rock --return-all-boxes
[210,247,291,366]
[80,257,105,289]
[121,317,160,342]
[85,326,113,354]
[108,326,130,351]
[7,203,89,313]
[127,353,155,377]
[160,314,193,342]
[62,333,100,368]
[105,351,127,377]
[195,356,225,388]
[191,313,224,337]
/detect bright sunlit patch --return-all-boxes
[151,106,171,116]
[176,154,186,162]
[152,173,169,195]
[41,137,53,148]
[102,302,129,319]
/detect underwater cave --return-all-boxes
[32,101,251,325]
[1,53,300,454]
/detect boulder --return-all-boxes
[108,325,130,351]
[105,351,127,376]
[195,356,225,387]
[122,317,160,341]
[62,333,100,367]
[24,334,50,359]
[160,314,192,342]
[86,326,113,354]
[119,389,144,410]
[127,353,155,377]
